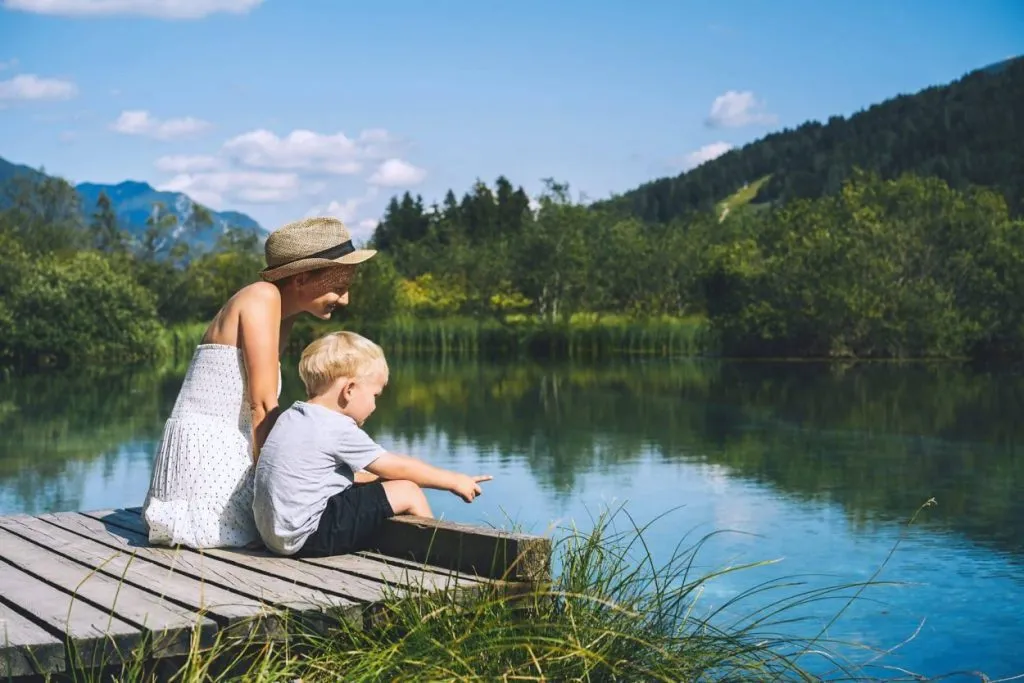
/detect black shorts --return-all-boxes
[296,481,395,558]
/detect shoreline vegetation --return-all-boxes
[89,504,935,682]
[4,165,1024,375]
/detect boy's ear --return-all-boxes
[341,379,356,399]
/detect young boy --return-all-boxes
[253,331,492,558]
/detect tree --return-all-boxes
[1,174,87,253]
[2,250,162,369]
[89,191,127,254]
[515,180,592,323]
[139,201,179,261]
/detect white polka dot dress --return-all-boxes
[141,344,280,549]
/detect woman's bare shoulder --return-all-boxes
[205,282,281,346]
[235,280,282,305]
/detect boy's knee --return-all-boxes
[382,480,430,516]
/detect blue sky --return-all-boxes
[1,0,1022,240]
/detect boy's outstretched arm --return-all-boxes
[366,452,492,502]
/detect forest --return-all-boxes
[2,58,1024,372]
[598,57,1024,223]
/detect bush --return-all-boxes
[2,250,163,369]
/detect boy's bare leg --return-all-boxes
[381,479,433,517]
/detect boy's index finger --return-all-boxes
[475,475,494,482]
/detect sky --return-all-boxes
[0,0,1022,242]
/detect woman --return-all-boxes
[142,216,376,549]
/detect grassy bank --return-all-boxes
[104,505,918,682]
[123,316,712,380]
[289,315,717,360]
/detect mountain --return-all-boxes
[0,155,46,187]
[76,180,265,248]
[0,155,266,249]
[600,56,1024,224]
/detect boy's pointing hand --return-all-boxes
[451,474,493,503]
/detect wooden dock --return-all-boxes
[0,507,551,679]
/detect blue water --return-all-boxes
[1,358,1021,679]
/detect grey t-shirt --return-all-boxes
[253,401,385,555]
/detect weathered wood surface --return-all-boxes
[370,514,552,582]
[0,601,65,677]
[0,507,552,677]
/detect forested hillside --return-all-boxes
[366,57,1024,360]
[5,57,1024,371]
[598,57,1024,223]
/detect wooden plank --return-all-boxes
[105,509,486,595]
[0,601,65,677]
[0,528,213,658]
[111,509,509,595]
[89,509,399,604]
[0,558,139,670]
[356,549,488,585]
[119,505,551,584]
[371,515,552,582]
[40,512,362,630]
[0,515,268,635]
[301,552,473,593]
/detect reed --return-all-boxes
[286,315,718,360]
[154,322,209,366]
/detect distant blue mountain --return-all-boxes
[0,155,46,187]
[1,155,266,250]
[76,181,266,250]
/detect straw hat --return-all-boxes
[260,216,376,281]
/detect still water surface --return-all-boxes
[1,358,1022,679]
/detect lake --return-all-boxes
[1,357,1022,680]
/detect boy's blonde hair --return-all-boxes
[298,331,388,398]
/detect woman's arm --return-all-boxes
[239,284,284,462]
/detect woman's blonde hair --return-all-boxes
[298,331,388,398]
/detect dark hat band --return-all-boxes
[270,239,355,268]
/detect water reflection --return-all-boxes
[2,358,1023,555]
[1,358,1023,677]
[365,359,1024,559]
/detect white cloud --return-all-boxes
[111,109,211,139]
[677,141,734,171]
[304,190,383,241]
[2,0,263,19]
[149,127,421,228]
[0,74,78,101]
[0,58,19,70]
[705,90,777,128]
[154,154,221,173]
[314,198,362,223]
[368,158,426,188]
[158,171,300,208]
[58,130,77,143]
[222,128,402,175]
[306,188,380,224]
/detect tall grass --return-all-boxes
[288,315,718,360]
[157,316,716,363]
[112,504,930,683]
[154,322,209,367]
